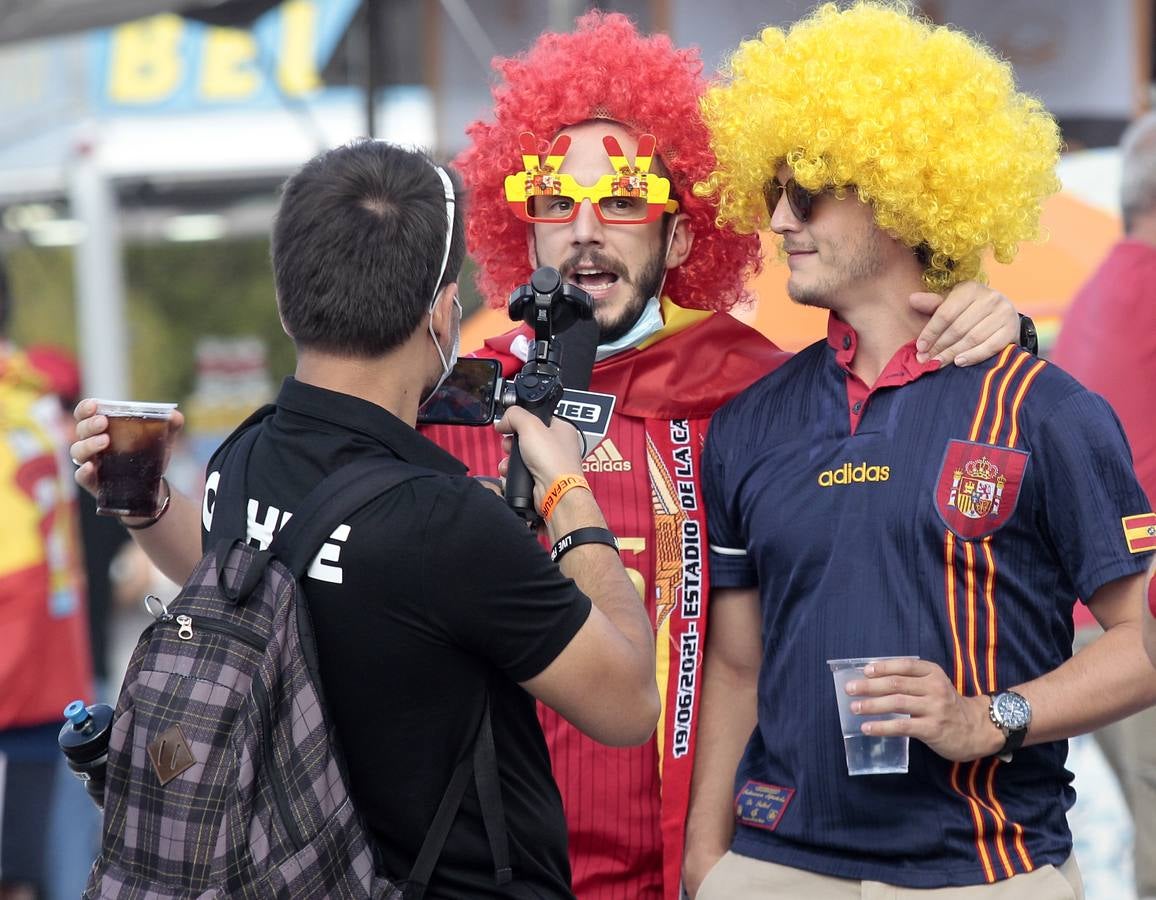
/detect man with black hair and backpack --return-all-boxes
[69,139,658,899]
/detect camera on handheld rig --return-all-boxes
[504,266,594,523]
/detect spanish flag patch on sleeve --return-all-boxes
[1123,513,1156,553]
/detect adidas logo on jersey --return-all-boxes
[817,461,890,486]
[583,439,633,473]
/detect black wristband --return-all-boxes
[551,527,619,563]
[1018,314,1038,356]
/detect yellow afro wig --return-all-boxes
[698,1,1062,291]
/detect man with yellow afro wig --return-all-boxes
[684,3,1156,899]
[698,0,1060,293]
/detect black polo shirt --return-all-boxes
[204,378,590,899]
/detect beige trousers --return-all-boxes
[696,852,1083,900]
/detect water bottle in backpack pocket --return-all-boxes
[59,699,115,809]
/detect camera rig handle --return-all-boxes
[505,267,594,523]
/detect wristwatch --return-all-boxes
[988,690,1031,762]
[1018,314,1038,356]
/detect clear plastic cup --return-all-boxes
[93,400,177,518]
[827,656,918,776]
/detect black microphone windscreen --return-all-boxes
[556,317,600,392]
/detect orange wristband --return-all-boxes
[540,474,591,521]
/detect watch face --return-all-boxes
[994,692,1031,731]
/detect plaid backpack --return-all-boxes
[86,420,513,899]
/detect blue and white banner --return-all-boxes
[90,0,362,114]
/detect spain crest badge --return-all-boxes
[935,440,1029,540]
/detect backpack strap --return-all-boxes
[211,417,432,598]
[471,698,513,887]
[269,459,512,894]
[206,412,275,602]
[405,695,511,900]
[208,404,276,544]
[217,448,513,893]
[267,457,436,578]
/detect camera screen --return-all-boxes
[417,357,502,426]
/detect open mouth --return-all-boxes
[558,251,628,300]
[570,268,620,292]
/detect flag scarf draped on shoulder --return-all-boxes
[423,307,789,899]
[479,299,791,419]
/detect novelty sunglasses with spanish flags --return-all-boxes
[504,131,680,225]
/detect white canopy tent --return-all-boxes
[0,0,431,399]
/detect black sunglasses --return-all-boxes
[762,178,822,223]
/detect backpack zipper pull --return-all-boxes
[143,594,173,623]
[176,615,194,640]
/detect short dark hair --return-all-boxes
[271,140,466,356]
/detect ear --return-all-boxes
[429,282,459,339]
[664,214,694,270]
[525,223,538,271]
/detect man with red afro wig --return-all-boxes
[424,11,1026,899]
[459,12,758,321]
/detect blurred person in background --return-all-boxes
[1052,110,1156,900]
[0,257,93,900]
[23,344,129,702]
[421,11,1030,899]
[21,345,109,900]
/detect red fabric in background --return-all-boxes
[1052,241,1156,628]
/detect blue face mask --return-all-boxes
[593,214,679,361]
[595,296,664,361]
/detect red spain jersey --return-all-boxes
[423,301,788,899]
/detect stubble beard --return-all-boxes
[595,246,666,344]
[785,229,887,310]
[537,243,668,346]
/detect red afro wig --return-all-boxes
[456,10,761,312]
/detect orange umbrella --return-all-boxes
[462,191,1120,354]
[986,192,1120,347]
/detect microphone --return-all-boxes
[554,315,600,392]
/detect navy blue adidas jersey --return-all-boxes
[703,334,1153,888]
